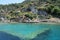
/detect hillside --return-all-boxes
[0,0,60,11]
[0,0,60,22]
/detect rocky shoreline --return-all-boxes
[0,18,60,24]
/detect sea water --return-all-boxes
[0,23,60,40]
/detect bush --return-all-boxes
[45,4,60,18]
[45,4,55,14]
[51,6,60,17]
[25,12,38,20]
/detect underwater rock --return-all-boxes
[32,29,51,40]
[0,31,21,40]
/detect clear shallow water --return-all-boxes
[0,23,60,40]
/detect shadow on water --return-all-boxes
[31,29,51,40]
[0,31,21,40]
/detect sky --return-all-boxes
[0,0,25,5]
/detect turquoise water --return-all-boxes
[0,23,60,40]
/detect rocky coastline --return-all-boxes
[0,17,60,24]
